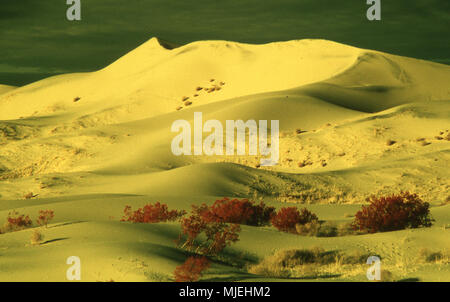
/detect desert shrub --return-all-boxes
[418,248,450,263]
[121,202,186,223]
[276,247,336,266]
[441,195,450,206]
[36,210,55,227]
[352,192,433,233]
[271,207,318,233]
[261,247,335,268]
[201,198,275,226]
[296,221,360,237]
[179,204,241,255]
[374,270,396,282]
[248,248,324,278]
[30,229,44,245]
[248,255,291,278]
[24,192,37,199]
[249,247,369,278]
[339,250,371,265]
[337,222,360,236]
[1,210,32,232]
[295,221,321,236]
[316,221,338,237]
[174,256,210,282]
[146,271,171,282]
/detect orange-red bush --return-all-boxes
[36,210,55,227]
[352,192,433,233]
[201,198,275,226]
[2,210,33,232]
[271,207,318,233]
[174,256,210,282]
[180,204,241,255]
[121,202,186,223]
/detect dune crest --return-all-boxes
[0,38,361,121]
[0,38,448,122]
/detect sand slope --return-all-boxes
[0,38,448,203]
[0,84,16,96]
[1,38,448,120]
[0,38,449,281]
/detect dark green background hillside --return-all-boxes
[0,0,449,86]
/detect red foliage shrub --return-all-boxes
[121,202,186,223]
[174,256,210,282]
[2,210,33,232]
[271,207,319,233]
[180,204,241,255]
[201,198,275,226]
[352,192,433,233]
[36,210,55,227]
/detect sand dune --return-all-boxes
[1,38,448,121]
[0,38,449,282]
[0,38,448,203]
[0,84,16,96]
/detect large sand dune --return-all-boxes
[0,38,448,203]
[0,38,448,120]
[0,38,449,281]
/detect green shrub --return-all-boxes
[295,221,343,237]
[418,248,450,263]
[248,247,370,278]
[316,222,338,237]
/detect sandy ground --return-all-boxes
[0,38,448,281]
